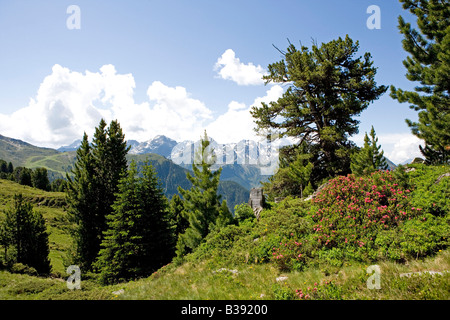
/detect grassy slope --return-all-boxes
[0,179,71,275]
[0,165,449,300]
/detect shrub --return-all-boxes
[295,279,343,300]
[271,237,308,272]
[234,204,255,225]
[309,171,424,261]
[399,214,450,258]
[10,263,38,276]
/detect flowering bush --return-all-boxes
[309,171,424,257]
[295,279,342,300]
[271,237,308,271]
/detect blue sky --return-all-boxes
[0,0,423,163]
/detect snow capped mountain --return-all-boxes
[56,134,285,176]
[57,139,81,152]
[128,135,178,158]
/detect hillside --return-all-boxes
[0,134,60,168]
[0,163,448,301]
[0,134,251,212]
[0,179,70,274]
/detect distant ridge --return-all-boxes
[0,134,60,167]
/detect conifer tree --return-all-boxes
[169,194,189,240]
[66,119,130,271]
[351,126,388,176]
[251,35,387,186]
[0,194,50,274]
[390,0,450,164]
[32,168,50,191]
[96,160,173,284]
[66,133,98,271]
[176,131,232,257]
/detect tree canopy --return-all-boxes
[251,35,387,186]
[390,0,450,164]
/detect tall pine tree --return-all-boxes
[176,131,232,258]
[351,126,388,176]
[66,133,99,271]
[96,160,173,284]
[390,0,450,164]
[251,35,387,186]
[66,119,130,271]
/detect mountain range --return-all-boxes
[0,134,262,212]
[0,133,399,210]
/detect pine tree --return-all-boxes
[169,194,189,240]
[286,153,313,199]
[32,168,50,191]
[351,126,388,176]
[66,119,130,271]
[66,133,99,271]
[390,0,450,164]
[0,194,50,274]
[96,160,173,284]
[138,161,174,272]
[251,35,387,186]
[176,131,230,257]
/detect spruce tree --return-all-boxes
[0,194,50,274]
[176,131,231,257]
[32,168,50,191]
[66,119,130,271]
[168,194,189,241]
[351,126,388,176]
[390,0,450,164]
[66,133,99,271]
[96,160,172,284]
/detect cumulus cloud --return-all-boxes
[382,134,424,165]
[206,85,284,143]
[350,132,424,165]
[214,49,267,86]
[0,64,213,148]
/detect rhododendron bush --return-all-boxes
[270,167,449,270]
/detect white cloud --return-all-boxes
[0,63,284,149]
[214,49,267,86]
[206,85,284,143]
[350,132,424,165]
[0,64,213,148]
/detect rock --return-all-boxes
[248,187,265,219]
[213,268,239,275]
[276,276,288,282]
[304,180,330,201]
[112,289,124,295]
[435,172,450,184]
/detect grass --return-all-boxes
[118,249,450,300]
[0,164,449,300]
[1,249,448,300]
[0,179,71,275]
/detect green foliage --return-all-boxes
[405,164,450,217]
[234,203,255,225]
[251,35,387,186]
[95,160,174,284]
[271,238,307,272]
[295,279,343,300]
[31,167,50,191]
[66,119,130,272]
[400,214,449,258]
[177,131,232,258]
[351,126,388,176]
[390,0,450,164]
[0,194,51,274]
